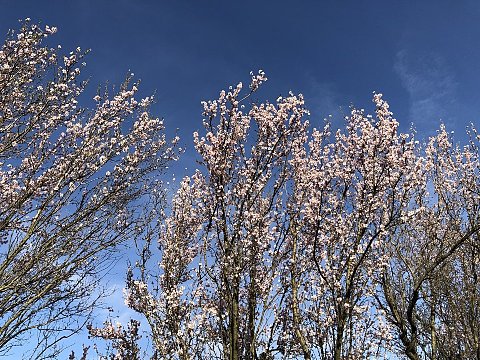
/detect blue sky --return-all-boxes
[1,0,479,143]
[1,0,479,357]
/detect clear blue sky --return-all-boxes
[1,0,479,357]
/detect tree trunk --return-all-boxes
[430,298,437,359]
[245,271,257,360]
[229,286,240,360]
[291,230,311,360]
[333,311,345,360]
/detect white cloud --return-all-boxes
[305,77,346,123]
[394,50,457,132]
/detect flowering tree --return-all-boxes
[376,126,480,359]
[0,20,176,358]
[118,71,311,359]
[284,94,423,360]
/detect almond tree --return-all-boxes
[433,129,480,359]
[0,20,176,358]
[118,71,311,360]
[284,94,422,359]
[376,126,480,359]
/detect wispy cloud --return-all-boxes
[394,50,457,132]
[304,77,346,125]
